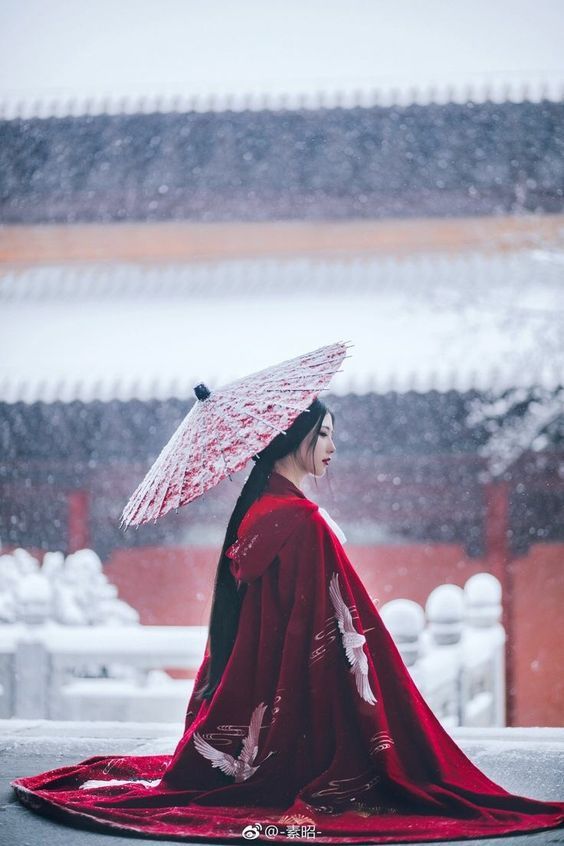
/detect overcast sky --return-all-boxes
[1,0,563,106]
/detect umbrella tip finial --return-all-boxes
[194,383,211,401]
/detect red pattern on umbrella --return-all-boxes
[120,341,350,527]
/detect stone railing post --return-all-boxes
[463,572,505,726]
[425,584,464,725]
[380,599,425,666]
[14,637,49,718]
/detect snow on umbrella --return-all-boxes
[120,341,350,528]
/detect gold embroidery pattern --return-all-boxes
[309,771,381,798]
[277,813,318,826]
[270,687,285,726]
[369,730,395,756]
[306,770,382,813]
[201,724,252,747]
[352,801,399,817]
[309,614,339,665]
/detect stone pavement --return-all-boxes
[1,721,563,846]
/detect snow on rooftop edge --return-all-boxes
[2,251,563,303]
[1,77,563,119]
[1,251,562,403]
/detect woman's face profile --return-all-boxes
[296,411,336,477]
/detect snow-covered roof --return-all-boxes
[4,107,561,225]
[1,251,562,402]
[1,0,563,118]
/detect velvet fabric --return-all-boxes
[11,472,564,842]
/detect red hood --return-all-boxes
[225,471,319,583]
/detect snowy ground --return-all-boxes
[1,721,563,845]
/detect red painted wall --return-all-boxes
[512,544,564,727]
[105,546,218,627]
[104,543,487,626]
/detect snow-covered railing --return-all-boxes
[0,624,207,722]
[0,571,504,725]
[381,573,505,727]
[0,547,139,626]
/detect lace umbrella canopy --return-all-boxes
[120,341,350,528]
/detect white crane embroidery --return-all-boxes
[192,702,276,782]
[329,572,377,705]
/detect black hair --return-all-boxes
[193,397,334,701]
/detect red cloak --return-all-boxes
[11,471,564,843]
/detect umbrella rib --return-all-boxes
[233,406,288,434]
[173,406,207,512]
[170,422,199,512]
[146,436,183,523]
[211,403,288,437]
[177,418,206,507]
[218,379,340,397]
[213,395,312,415]
[174,413,204,509]
[217,372,341,396]
[122,455,164,526]
[219,344,344,385]
[125,403,201,523]
[221,387,326,394]
[138,410,198,523]
[262,369,344,385]
[250,370,344,385]
[265,400,314,413]
[221,368,343,390]
[157,426,196,517]
[216,409,259,454]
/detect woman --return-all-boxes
[11,399,564,843]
